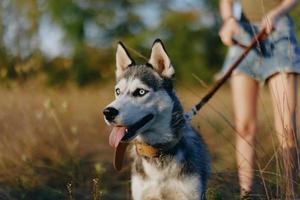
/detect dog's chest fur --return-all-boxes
[131,159,201,200]
[130,126,209,200]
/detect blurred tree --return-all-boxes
[290,6,300,38]
[156,10,225,84]
[0,0,297,86]
[44,0,156,85]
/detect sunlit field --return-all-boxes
[0,80,299,199]
[0,0,300,199]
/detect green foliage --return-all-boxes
[72,51,101,86]
[44,58,71,86]
[0,0,299,86]
[206,187,222,200]
[290,6,300,38]
[157,10,225,84]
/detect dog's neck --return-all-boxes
[133,133,182,158]
[134,142,159,158]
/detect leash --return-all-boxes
[184,28,268,121]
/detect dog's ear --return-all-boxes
[116,42,135,78]
[148,39,174,78]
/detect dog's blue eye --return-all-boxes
[115,88,121,96]
[133,88,148,97]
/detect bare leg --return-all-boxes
[231,74,259,196]
[268,73,298,198]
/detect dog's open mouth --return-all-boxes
[109,114,154,148]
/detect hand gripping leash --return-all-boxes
[184,28,268,121]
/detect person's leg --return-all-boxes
[231,74,259,196]
[268,73,298,198]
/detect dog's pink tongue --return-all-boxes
[109,127,126,148]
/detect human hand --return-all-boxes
[219,17,240,46]
[261,10,280,33]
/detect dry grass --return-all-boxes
[0,80,299,199]
[0,82,119,199]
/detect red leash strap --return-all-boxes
[232,39,248,49]
[185,28,268,121]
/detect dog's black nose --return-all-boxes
[103,107,119,121]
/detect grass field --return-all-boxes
[0,80,299,199]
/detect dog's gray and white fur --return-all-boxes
[103,39,210,200]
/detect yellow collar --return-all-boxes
[113,141,160,171]
[134,142,159,158]
[114,138,182,171]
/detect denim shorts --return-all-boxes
[221,15,300,83]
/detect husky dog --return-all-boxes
[103,39,210,200]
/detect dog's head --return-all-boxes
[103,39,184,148]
